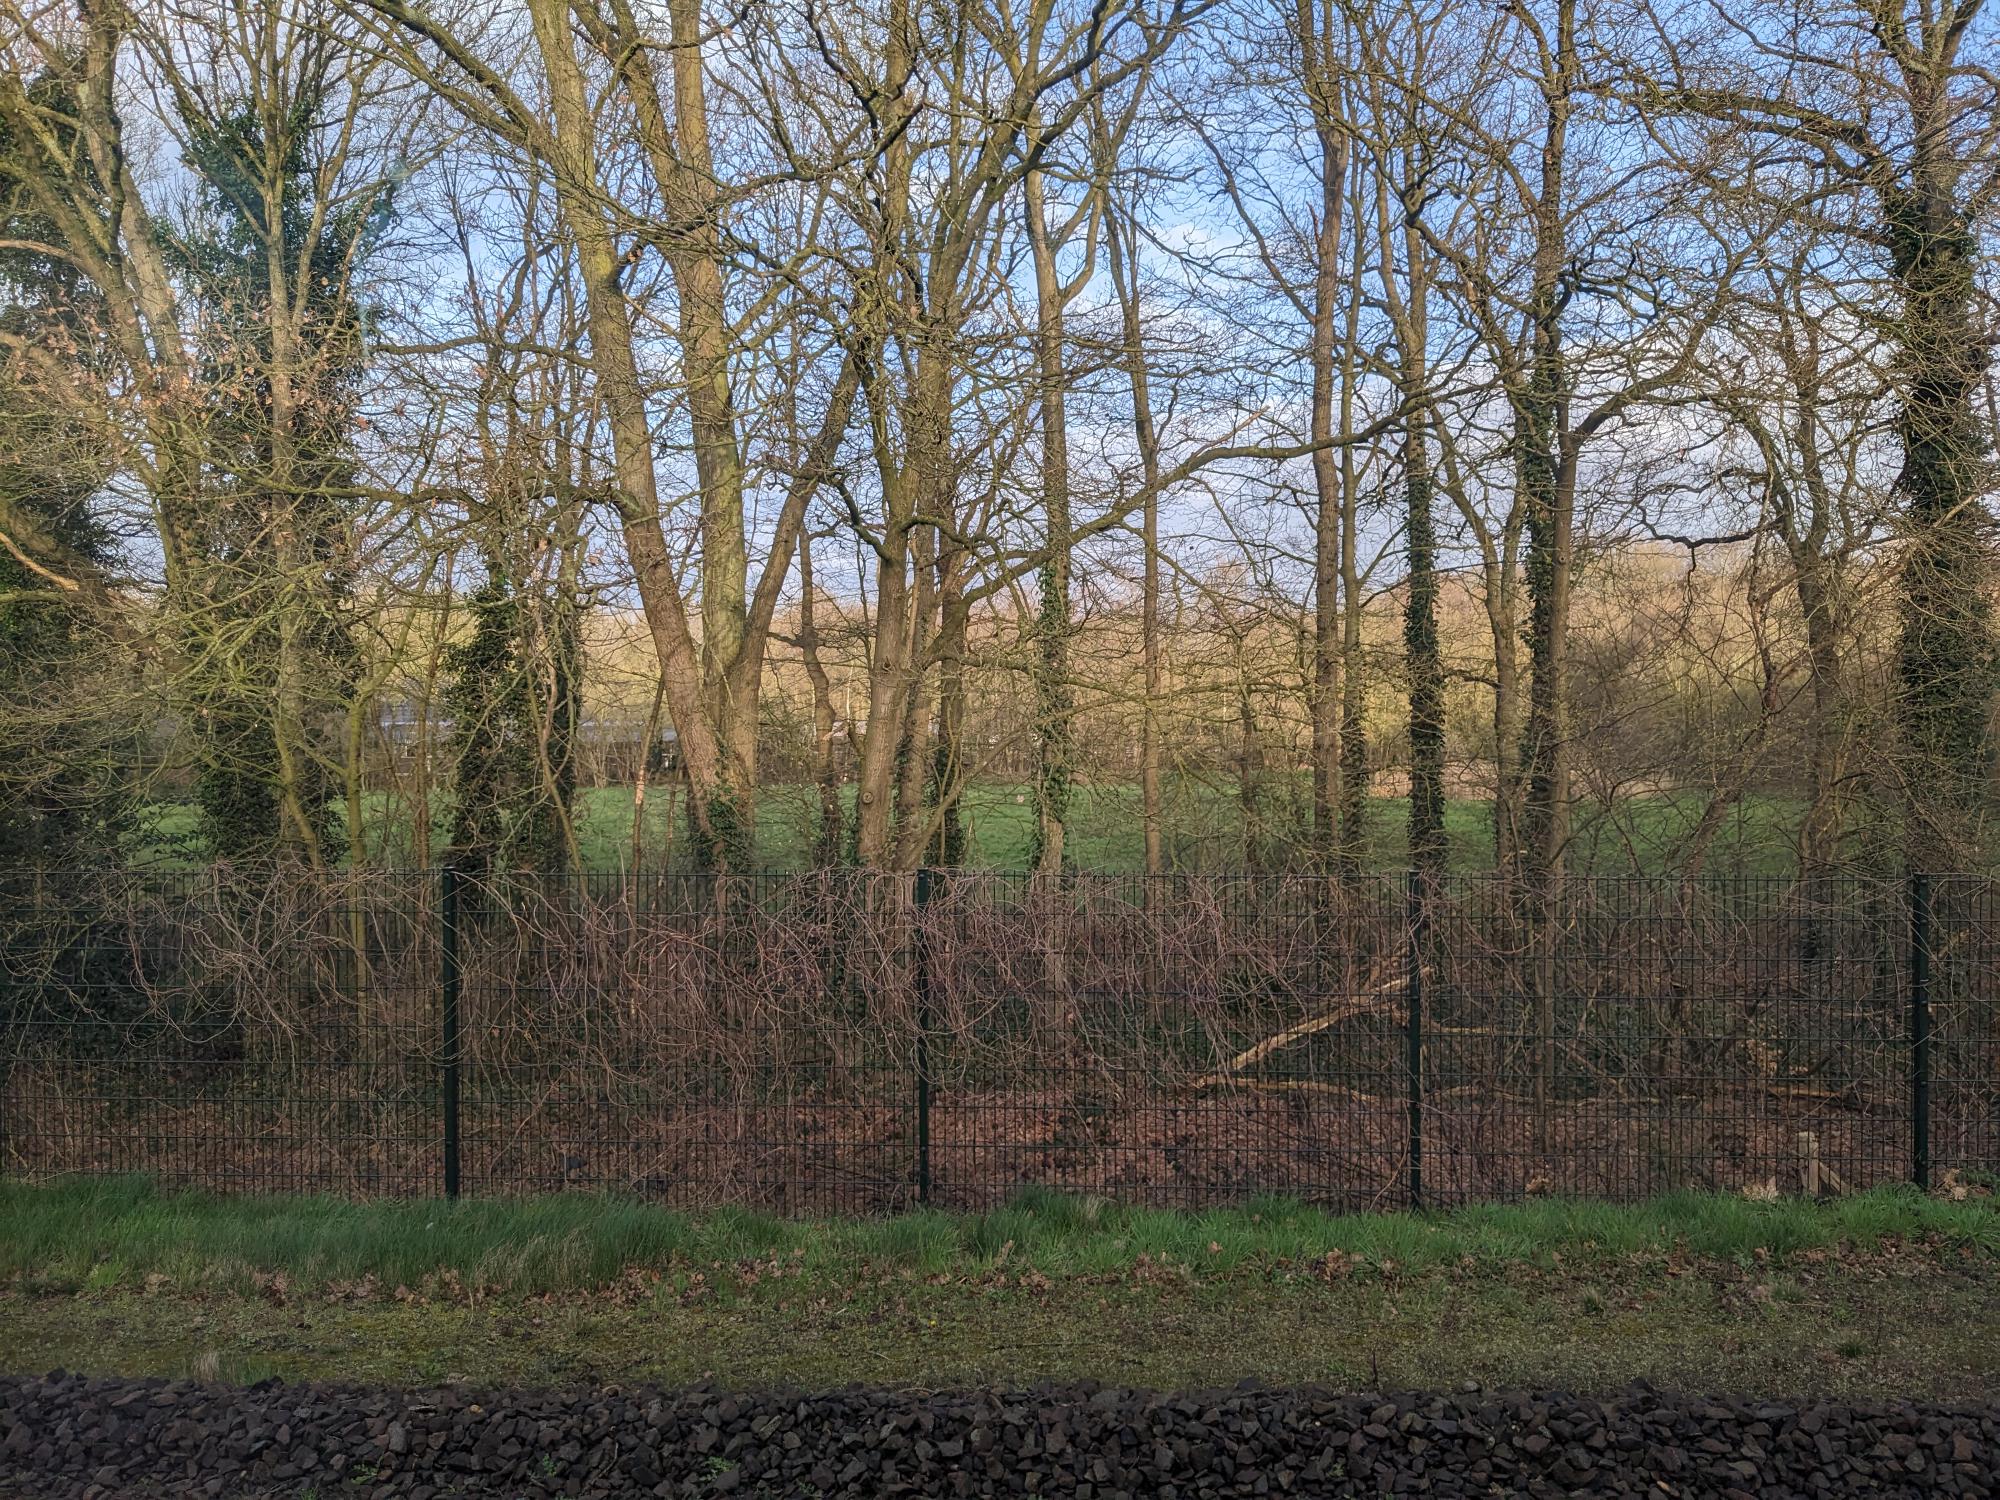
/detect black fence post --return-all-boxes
[1910,871,1932,1193]
[1406,870,1425,1211]
[913,866,935,1208]
[440,864,463,1201]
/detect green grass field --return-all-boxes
[129,780,1810,876]
[2,1180,1995,1397]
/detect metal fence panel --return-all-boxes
[3,868,1992,1212]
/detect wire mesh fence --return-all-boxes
[2,867,1993,1212]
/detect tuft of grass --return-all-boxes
[2,1176,1993,1301]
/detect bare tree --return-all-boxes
[1643,0,2000,862]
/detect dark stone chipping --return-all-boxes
[1,1371,1994,1497]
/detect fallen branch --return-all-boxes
[1765,1084,1868,1109]
[1189,980,1406,1089]
[1187,1079,1403,1107]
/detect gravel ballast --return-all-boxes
[3,1370,1995,1498]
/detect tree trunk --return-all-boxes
[1025,155,1076,873]
[1337,269,1369,875]
[847,0,925,871]
[1517,0,1577,891]
[1302,5,1351,871]
[1405,418,1445,883]
[928,568,971,867]
[892,526,940,867]
[632,668,667,873]
[1509,0,1579,1156]
[1796,561,1851,882]
[1238,663,1266,872]
[797,533,844,869]
[1372,116,1445,886]
[1489,584,1525,872]
[851,361,932,867]
[1886,147,1996,862]
[1107,210,1165,875]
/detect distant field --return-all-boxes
[127,779,1807,876]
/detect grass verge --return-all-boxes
[6,1177,1995,1298]
[2,1178,1994,1400]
